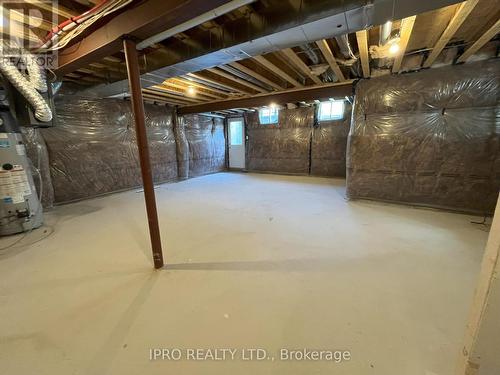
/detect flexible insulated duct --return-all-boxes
[0,43,52,122]
[25,52,48,93]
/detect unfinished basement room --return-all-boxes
[0,0,499,374]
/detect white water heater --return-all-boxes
[0,108,43,235]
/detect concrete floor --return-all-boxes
[0,173,489,375]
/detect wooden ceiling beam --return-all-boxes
[79,75,105,83]
[162,80,221,99]
[228,61,284,90]
[206,67,269,93]
[65,79,92,86]
[103,56,123,63]
[161,85,216,101]
[172,78,229,97]
[315,39,346,81]
[253,55,303,87]
[8,9,54,32]
[355,30,370,78]
[24,0,76,19]
[457,18,500,63]
[143,88,200,104]
[55,0,234,76]
[88,61,125,74]
[178,80,354,114]
[422,0,479,68]
[0,29,41,44]
[187,73,250,95]
[76,66,123,81]
[89,62,108,69]
[142,93,185,106]
[392,15,417,73]
[145,87,203,103]
[281,48,323,85]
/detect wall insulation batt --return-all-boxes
[311,102,352,177]
[347,60,500,214]
[244,104,351,176]
[175,114,226,179]
[245,107,313,174]
[22,95,226,206]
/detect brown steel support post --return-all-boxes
[123,38,164,269]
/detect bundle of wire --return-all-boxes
[40,0,133,51]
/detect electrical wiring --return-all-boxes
[46,0,126,50]
[40,0,133,51]
[42,0,130,50]
[42,0,111,44]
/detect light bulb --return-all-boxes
[389,43,400,55]
[186,86,196,96]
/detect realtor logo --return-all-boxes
[0,0,59,69]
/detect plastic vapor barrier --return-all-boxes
[177,114,226,178]
[245,107,313,174]
[245,106,351,176]
[174,114,189,180]
[21,127,54,208]
[311,102,352,177]
[38,96,177,203]
[347,60,500,214]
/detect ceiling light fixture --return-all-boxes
[389,42,400,55]
[186,86,196,96]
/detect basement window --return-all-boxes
[318,100,344,122]
[258,107,279,125]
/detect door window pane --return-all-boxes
[230,121,243,145]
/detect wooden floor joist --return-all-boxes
[315,39,345,81]
[355,30,370,78]
[392,15,417,73]
[174,78,230,97]
[422,0,479,68]
[281,48,323,85]
[187,73,252,95]
[143,88,202,103]
[142,93,186,106]
[228,62,284,90]
[253,55,304,87]
[161,81,221,100]
[206,68,269,93]
[457,18,500,63]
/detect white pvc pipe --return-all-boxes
[136,0,256,50]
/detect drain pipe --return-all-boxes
[136,0,256,50]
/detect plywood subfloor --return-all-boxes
[0,173,489,374]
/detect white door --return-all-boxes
[228,118,245,169]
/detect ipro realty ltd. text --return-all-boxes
[150,348,351,363]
